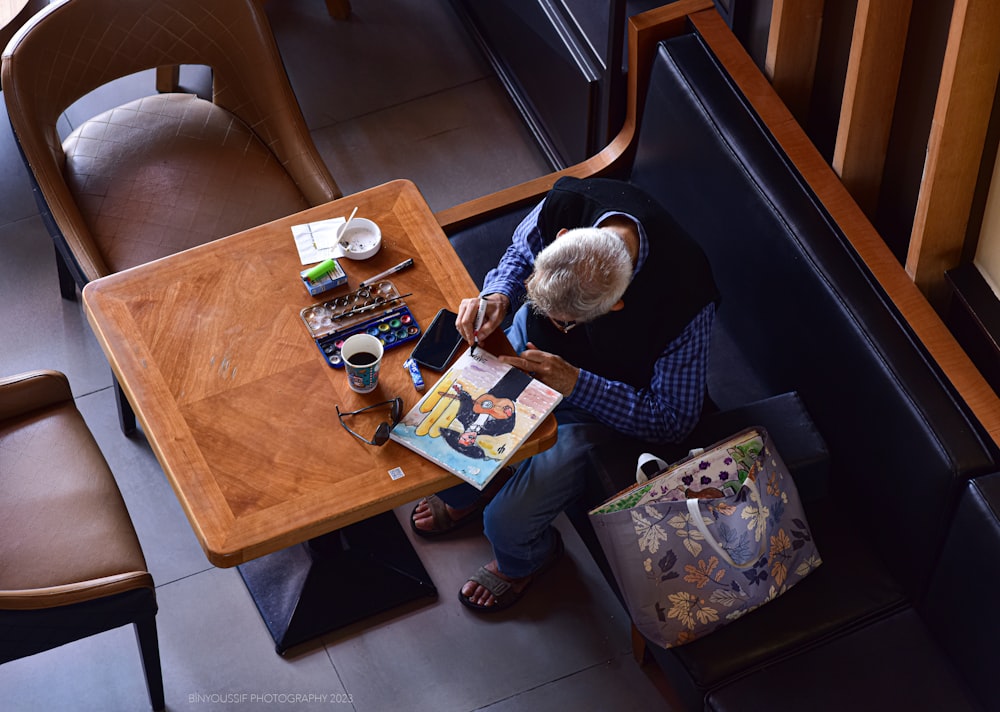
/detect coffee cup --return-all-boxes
[341,333,384,393]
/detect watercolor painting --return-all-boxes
[390,348,563,489]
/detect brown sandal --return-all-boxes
[409,467,517,539]
[458,528,564,613]
[409,494,483,539]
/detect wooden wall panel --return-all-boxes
[832,0,912,216]
[765,0,824,125]
[906,0,1000,308]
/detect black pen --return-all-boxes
[471,297,487,355]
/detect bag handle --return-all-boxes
[685,476,766,569]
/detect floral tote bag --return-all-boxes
[588,427,821,648]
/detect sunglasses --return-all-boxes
[336,397,403,446]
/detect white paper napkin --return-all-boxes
[292,218,347,264]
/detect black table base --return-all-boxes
[238,510,437,655]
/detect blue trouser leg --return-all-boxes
[438,304,618,577]
[437,408,616,575]
[483,415,617,577]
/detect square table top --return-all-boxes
[83,179,556,567]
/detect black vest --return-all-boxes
[525,177,718,388]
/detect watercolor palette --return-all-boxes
[299,281,421,368]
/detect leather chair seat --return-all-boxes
[0,374,151,607]
[0,370,162,709]
[703,472,1000,711]
[655,498,908,696]
[63,93,310,274]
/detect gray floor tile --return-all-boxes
[481,656,672,712]
[0,623,158,712]
[0,215,111,396]
[266,0,490,130]
[156,568,346,711]
[312,78,551,212]
[317,510,635,712]
[0,104,36,225]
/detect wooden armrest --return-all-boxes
[434,0,714,233]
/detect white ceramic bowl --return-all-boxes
[338,217,381,260]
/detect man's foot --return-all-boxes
[409,466,516,539]
[459,560,530,609]
[458,529,564,613]
[410,495,482,539]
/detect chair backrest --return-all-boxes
[3,0,327,175]
[2,0,339,283]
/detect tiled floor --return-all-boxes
[0,1,672,710]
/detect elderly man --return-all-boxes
[411,176,718,612]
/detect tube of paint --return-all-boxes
[403,358,424,391]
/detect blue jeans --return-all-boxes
[437,305,618,578]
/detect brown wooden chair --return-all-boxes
[2,0,340,301]
[0,370,164,710]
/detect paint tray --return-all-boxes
[299,281,421,367]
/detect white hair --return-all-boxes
[526,227,632,322]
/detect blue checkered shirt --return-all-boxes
[482,199,715,443]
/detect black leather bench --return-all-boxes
[618,32,998,710]
[706,471,1000,711]
[443,7,1000,710]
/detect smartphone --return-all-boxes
[410,308,464,371]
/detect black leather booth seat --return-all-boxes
[447,29,1000,712]
[707,472,1000,712]
[624,35,997,709]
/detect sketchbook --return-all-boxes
[389,348,563,490]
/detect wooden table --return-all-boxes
[83,179,556,652]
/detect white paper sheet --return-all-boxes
[291,218,347,265]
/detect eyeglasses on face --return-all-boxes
[547,315,579,333]
[336,397,402,446]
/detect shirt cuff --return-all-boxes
[564,369,601,409]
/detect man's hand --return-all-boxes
[500,342,579,395]
[456,294,509,344]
